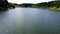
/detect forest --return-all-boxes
[0,0,60,11]
[0,0,15,10]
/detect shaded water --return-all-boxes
[0,8,60,34]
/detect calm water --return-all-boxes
[0,8,60,34]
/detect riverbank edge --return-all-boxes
[38,7,60,11]
[48,7,60,11]
[16,6,60,11]
[34,7,60,11]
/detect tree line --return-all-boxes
[16,1,60,8]
[0,0,60,10]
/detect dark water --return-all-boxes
[0,8,60,34]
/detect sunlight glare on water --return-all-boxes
[0,8,60,34]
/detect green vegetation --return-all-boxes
[0,0,15,11]
[0,0,9,10]
[14,1,60,11]
[49,7,60,11]
[0,0,60,11]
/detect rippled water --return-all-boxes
[0,8,60,34]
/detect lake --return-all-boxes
[0,8,60,34]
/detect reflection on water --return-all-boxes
[0,8,60,34]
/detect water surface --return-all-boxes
[0,8,60,34]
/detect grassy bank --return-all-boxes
[49,7,60,11]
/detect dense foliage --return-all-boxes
[0,0,9,10]
[16,1,60,8]
[37,1,60,8]
[0,0,60,11]
[0,0,15,10]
